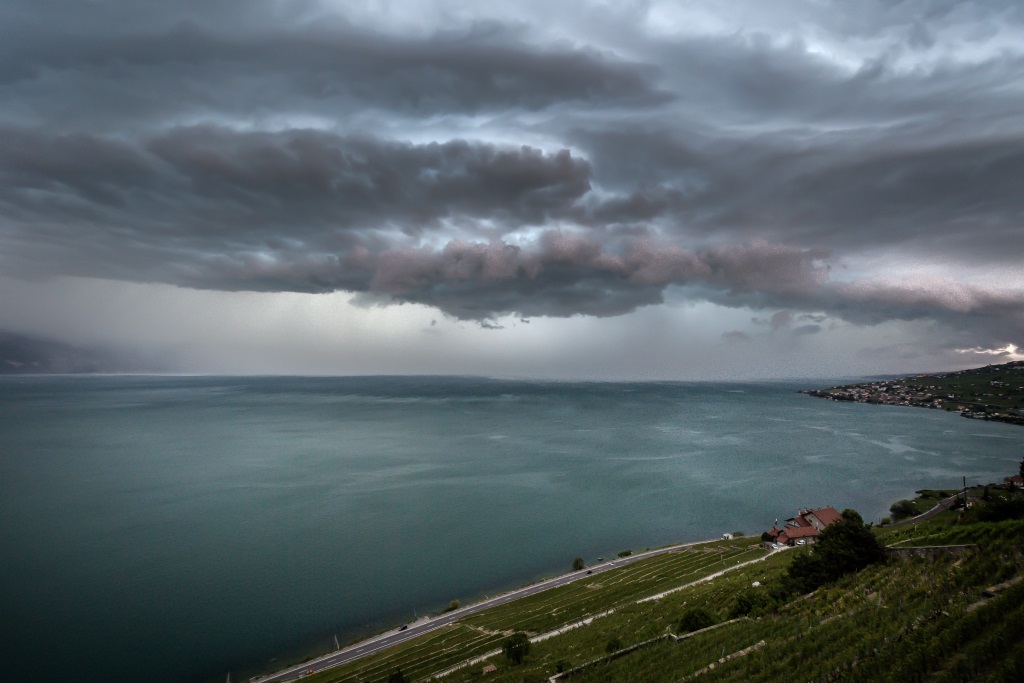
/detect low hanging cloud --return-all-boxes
[2,121,1023,343]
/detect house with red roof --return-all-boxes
[764,507,844,547]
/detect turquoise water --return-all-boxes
[1,376,1021,682]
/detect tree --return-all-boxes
[728,588,775,617]
[503,632,531,665]
[572,557,585,571]
[1019,456,1024,480]
[444,599,460,612]
[977,497,1024,522]
[605,637,622,653]
[889,499,917,520]
[387,668,406,683]
[677,606,718,633]
[787,508,885,593]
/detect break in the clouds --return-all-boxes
[1,0,1022,375]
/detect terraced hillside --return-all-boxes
[275,538,769,683]
[258,492,1024,683]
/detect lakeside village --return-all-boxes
[800,359,1024,426]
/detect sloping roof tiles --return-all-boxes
[808,506,843,527]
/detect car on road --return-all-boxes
[398,624,408,631]
[586,570,592,575]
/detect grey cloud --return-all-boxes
[0,126,591,273]
[832,279,1024,323]
[770,312,793,330]
[573,121,1024,266]
[4,118,1022,338]
[791,324,822,337]
[652,32,1024,129]
[722,330,751,343]
[0,9,667,130]
[2,0,1024,361]
[326,237,827,319]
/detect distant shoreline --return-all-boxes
[801,360,1024,428]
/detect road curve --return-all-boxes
[253,539,722,682]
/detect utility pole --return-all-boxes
[334,634,340,651]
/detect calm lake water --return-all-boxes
[2,375,1021,682]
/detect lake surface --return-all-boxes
[2,375,1021,682]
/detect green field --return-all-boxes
[284,538,769,683]
[267,489,1024,683]
[899,362,1024,414]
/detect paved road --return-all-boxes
[254,540,718,682]
[897,487,976,526]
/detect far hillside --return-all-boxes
[803,360,1024,426]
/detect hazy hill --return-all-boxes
[0,330,157,374]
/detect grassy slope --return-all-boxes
[562,519,1024,683]
[274,501,1024,683]
[293,538,768,683]
[899,362,1024,414]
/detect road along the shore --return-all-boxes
[254,538,749,682]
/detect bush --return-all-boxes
[977,497,1024,522]
[617,550,632,557]
[787,508,885,593]
[554,660,573,674]
[572,557,585,571]
[387,669,406,683]
[605,637,623,653]
[890,499,917,520]
[444,599,460,612]
[503,632,531,665]
[729,588,775,617]
[677,606,718,633]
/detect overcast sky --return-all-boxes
[1,0,1022,378]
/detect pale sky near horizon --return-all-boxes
[1,0,1022,378]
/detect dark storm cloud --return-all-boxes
[0,4,666,130]
[0,124,589,243]
[2,0,1024,350]
[570,53,1024,262]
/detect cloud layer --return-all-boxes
[1,0,1022,368]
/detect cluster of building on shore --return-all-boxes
[761,506,843,548]
[803,382,937,408]
[803,382,1024,423]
